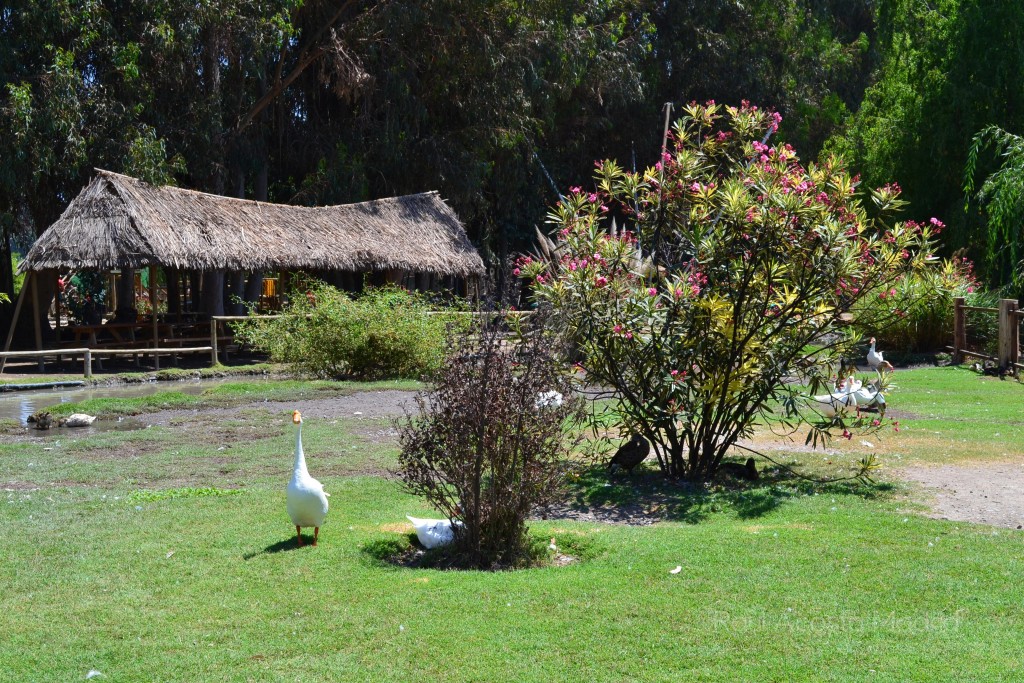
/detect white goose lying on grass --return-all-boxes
[286,410,329,547]
[808,376,886,417]
[406,516,460,549]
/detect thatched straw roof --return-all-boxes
[20,170,485,277]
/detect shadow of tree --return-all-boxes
[549,460,895,525]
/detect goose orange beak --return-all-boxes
[292,410,302,424]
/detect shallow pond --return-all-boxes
[0,380,231,426]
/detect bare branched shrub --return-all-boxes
[397,312,583,569]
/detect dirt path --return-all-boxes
[137,389,419,427]
[896,462,1024,530]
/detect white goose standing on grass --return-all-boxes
[287,410,329,546]
[866,337,885,370]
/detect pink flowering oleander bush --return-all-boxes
[520,101,942,482]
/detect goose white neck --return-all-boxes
[293,422,308,475]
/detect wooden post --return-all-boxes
[998,298,1019,371]
[0,270,31,374]
[31,270,43,372]
[150,265,159,371]
[210,318,218,366]
[84,349,92,379]
[53,270,62,342]
[953,297,966,364]
[166,267,181,322]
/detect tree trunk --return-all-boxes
[227,271,245,315]
[202,270,225,317]
[115,269,136,321]
[0,226,19,344]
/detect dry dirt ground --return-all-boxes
[897,462,1024,530]
[136,389,421,427]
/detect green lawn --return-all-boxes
[749,366,1024,470]
[1,369,1022,681]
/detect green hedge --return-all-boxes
[234,281,465,380]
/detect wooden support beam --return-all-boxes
[211,318,219,366]
[150,265,160,371]
[53,270,62,342]
[31,271,43,372]
[998,298,1019,372]
[0,270,31,374]
[952,297,966,364]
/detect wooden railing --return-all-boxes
[951,297,1021,373]
[1,309,533,377]
[0,346,213,378]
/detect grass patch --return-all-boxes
[1,368,1022,680]
[2,479,1022,681]
[126,486,244,503]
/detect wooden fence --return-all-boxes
[1,310,528,377]
[950,297,1022,373]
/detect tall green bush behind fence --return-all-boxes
[855,257,998,354]
[233,282,465,379]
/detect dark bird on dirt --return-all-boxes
[718,457,759,481]
[608,434,650,474]
[972,360,1010,379]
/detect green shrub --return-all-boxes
[855,256,996,355]
[234,280,460,379]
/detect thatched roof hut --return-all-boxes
[19,169,485,277]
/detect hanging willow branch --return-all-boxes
[963,125,1024,290]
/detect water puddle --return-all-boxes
[0,380,233,427]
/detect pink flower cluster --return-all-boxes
[687,270,708,297]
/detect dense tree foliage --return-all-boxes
[964,126,1024,296]
[9,0,1020,311]
[828,0,1024,288]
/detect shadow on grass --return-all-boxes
[361,531,603,570]
[551,460,896,525]
[243,534,317,559]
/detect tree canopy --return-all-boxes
[4,0,1022,304]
